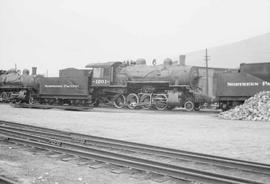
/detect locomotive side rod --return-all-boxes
[0,127,265,184]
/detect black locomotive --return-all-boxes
[0,68,40,103]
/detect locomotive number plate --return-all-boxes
[93,79,110,85]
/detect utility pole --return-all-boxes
[205,48,210,96]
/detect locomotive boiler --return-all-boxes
[115,59,199,88]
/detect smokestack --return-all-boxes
[179,55,186,66]
[32,67,37,75]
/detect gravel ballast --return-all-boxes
[219,91,270,121]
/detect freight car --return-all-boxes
[215,62,270,111]
[240,62,270,81]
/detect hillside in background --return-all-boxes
[185,32,270,69]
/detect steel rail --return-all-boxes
[0,120,270,175]
[0,176,17,184]
[11,103,93,111]
[0,130,264,184]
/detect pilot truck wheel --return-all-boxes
[184,100,194,111]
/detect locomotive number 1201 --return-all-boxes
[94,79,110,85]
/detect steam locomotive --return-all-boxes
[0,68,40,103]
[0,59,209,111]
[85,59,209,110]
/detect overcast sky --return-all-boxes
[1,0,270,76]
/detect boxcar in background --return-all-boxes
[215,62,270,110]
[196,67,237,99]
[240,62,270,82]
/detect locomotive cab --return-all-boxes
[86,62,123,87]
[92,67,111,86]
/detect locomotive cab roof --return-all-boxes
[85,61,122,68]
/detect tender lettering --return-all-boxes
[63,84,79,88]
[44,85,63,88]
[44,84,79,88]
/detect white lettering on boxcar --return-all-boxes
[262,81,270,86]
[226,81,270,87]
[227,82,259,87]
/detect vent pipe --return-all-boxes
[32,67,37,75]
[179,55,186,66]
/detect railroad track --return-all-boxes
[0,176,17,184]
[0,121,269,184]
[11,103,93,111]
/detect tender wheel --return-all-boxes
[7,92,12,100]
[184,100,194,111]
[26,91,35,104]
[1,92,8,102]
[92,99,100,107]
[140,94,151,110]
[113,94,126,109]
[48,99,56,105]
[28,96,34,104]
[72,100,81,106]
[126,93,139,109]
[55,99,63,106]
[152,94,168,111]
[0,92,3,102]
[167,106,175,110]
[221,103,228,111]
[194,103,200,111]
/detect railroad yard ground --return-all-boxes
[0,104,270,184]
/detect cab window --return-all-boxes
[93,68,104,78]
